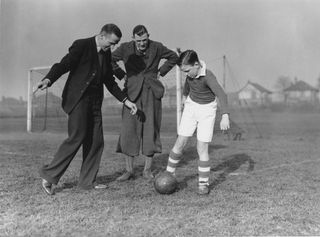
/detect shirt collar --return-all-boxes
[133,40,150,56]
[95,36,101,52]
[195,60,206,78]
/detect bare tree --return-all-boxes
[274,75,292,91]
[274,76,292,103]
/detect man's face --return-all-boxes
[100,33,120,51]
[133,33,149,52]
[180,62,200,78]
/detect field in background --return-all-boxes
[1,110,320,236]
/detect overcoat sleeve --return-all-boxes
[205,71,229,115]
[158,44,179,77]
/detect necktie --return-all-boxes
[98,49,104,66]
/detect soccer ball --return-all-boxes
[154,171,178,194]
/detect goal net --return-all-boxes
[27,66,68,132]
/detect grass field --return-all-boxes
[1,110,320,236]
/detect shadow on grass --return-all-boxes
[209,153,254,190]
[54,148,250,194]
[54,181,78,193]
[54,171,124,193]
[176,153,254,191]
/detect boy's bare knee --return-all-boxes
[173,135,188,153]
[196,141,208,154]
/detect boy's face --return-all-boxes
[133,33,149,52]
[180,62,200,78]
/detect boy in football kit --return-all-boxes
[166,50,230,195]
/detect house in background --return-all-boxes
[283,80,319,105]
[226,91,241,107]
[0,96,26,117]
[269,90,286,103]
[235,81,272,107]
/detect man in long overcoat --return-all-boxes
[112,25,178,180]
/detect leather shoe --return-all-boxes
[116,171,134,181]
[198,185,210,195]
[93,183,108,189]
[41,179,54,195]
[143,170,154,180]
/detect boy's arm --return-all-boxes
[205,72,229,115]
[111,44,126,80]
[205,72,230,130]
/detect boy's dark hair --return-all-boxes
[132,25,148,36]
[100,24,122,38]
[178,50,199,66]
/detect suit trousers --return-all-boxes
[39,92,104,189]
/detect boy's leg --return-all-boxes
[166,135,189,174]
[195,100,217,194]
[197,140,210,195]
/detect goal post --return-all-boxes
[175,49,182,132]
[27,66,51,132]
[175,65,182,132]
[27,66,68,133]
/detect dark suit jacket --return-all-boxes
[44,37,126,114]
[112,40,178,101]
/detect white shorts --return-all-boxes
[178,97,217,142]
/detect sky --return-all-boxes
[1,0,320,99]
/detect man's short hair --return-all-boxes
[178,50,199,66]
[132,25,148,36]
[100,24,122,38]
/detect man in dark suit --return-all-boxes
[112,25,178,181]
[37,24,137,195]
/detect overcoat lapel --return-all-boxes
[88,37,100,67]
[145,40,156,69]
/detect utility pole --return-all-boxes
[223,55,226,90]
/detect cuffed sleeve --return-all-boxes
[158,44,179,77]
